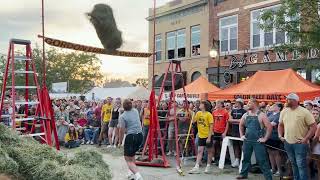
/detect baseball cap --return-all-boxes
[286,93,299,101]
[235,98,244,104]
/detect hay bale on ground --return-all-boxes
[87,3,123,53]
[0,124,112,180]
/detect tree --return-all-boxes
[260,0,320,71]
[135,78,148,87]
[103,78,132,88]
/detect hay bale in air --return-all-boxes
[87,3,123,53]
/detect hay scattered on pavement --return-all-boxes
[0,124,112,180]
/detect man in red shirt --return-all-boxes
[211,100,229,164]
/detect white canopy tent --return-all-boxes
[49,93,82,99]
[85,87,150,101]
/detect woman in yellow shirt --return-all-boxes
[141,101,150,148]
[189,101,214,174]
[64,124,80,149]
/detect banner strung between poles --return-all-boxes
[38,35,153,58]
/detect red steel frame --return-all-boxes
[0,40,59,150]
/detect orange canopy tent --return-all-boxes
[173,76,220,100]
[208,69,320,102]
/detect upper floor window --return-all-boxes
[219,15,238,53]
[155,34,162,61]
[167,31,176,60]
[177,29,186,58]
[166,29,186,60]
[191,25,201,56]
[250,5,287,49]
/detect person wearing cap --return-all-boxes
[278,93,317,180]
[229,98,247,168]
[237,98,273,180]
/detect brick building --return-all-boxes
[146,0,210,90]
[207,0,320,88]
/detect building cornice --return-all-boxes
[146,0,208,21]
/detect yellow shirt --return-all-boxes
[280,106,315,144]
[143,108,150,126]
[194,111,214,138]
[102,104,113,122]
[64,132,78,142]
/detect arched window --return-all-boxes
[191,71,201,82]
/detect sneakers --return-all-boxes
[81,141,85,145]
[166,151,172,156]
[232,159,240,168]
[90,141,94,145]
[106,145,113,148]
[127,173,135,180]
[112,145,117,148]
[204,166,211,174]
[188,167,200,174]
[86,141,91,145]
[173,151,177,156]
[273,171,280,177]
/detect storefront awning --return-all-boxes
[208,69,320,102]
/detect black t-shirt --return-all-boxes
[231,108,247,120]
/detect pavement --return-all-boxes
[62,146,267,180]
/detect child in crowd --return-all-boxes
[56,117,69,146]
[64,124,80,149]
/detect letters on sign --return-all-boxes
[229,55,246,70]
[234,94,285,101]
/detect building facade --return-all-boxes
[147,0,210,89]
[207,0,320,88]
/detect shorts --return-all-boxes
[213,133,223,143]
[231,124,240,137]
[168,122,175,139]
[101,122,109,134]
[198,136,213,148]
[265,139,282,150]
[109,119,118,128]
[124,133,143,157]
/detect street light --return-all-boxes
[209,39,220,87]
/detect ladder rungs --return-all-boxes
[1,114,26,118]
[15,117,35,122]
[14,56,32,61]
[21,133,45,137]
[15,101,39,105]
[6,86,37,89]
[16,127,26,131]
[14,70,34,74]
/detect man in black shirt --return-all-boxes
[229,98,247,168]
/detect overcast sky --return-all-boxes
[0,0,171,82]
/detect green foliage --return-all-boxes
[0,124,112,180]
[135,78,148,87]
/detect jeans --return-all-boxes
[240,141,272,180]
[141,126,149,148]
[284,141,308,180]
[64,140,80,148]
[84,128,100,143]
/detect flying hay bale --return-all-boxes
[87,3,123,53]
[0,124,112,180]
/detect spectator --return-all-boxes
[56,106,69,123]
[313,108,320,124]
[56,117,69,146]
[108,97,122,148]
[84,114,101,145]
[177,101,192,156]
[78,127,85,144]
[305,102,314,112]
[99,97,113,146]
[118,99,143,180]
[167,101,178,156]
[75,113,88,128]
[237,98,272,180]
[64,124,80,149]
[278,93,317,180]
[229,98,246,168]
[266,103,283,177]
[189,101,214,174]
[211,100,229,166]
